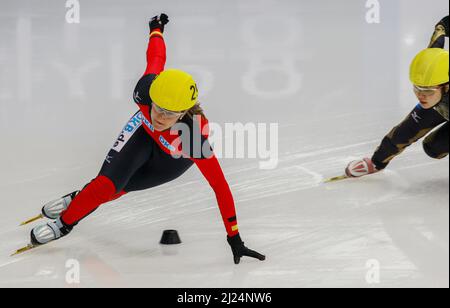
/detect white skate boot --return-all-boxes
[19,191,79,227]
[42,191,79,219]
[30,217,73,246]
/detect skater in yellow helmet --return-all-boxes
[20,14,265,265]
[345,16,449,178]
[150,69,198,111]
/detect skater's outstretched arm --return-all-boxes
[143,14,169,76]
[428,15,449,48]
[371,104,446,170]
[193,155,266,264]
[193,155,238,237]
[345,106,445,178]
[185,116,265,264]
[184,116,238,237]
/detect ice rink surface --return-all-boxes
[0,0,448,287]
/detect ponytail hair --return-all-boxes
[186,103,207,121]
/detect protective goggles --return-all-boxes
[152,103,186,118]
[413,85,441,96]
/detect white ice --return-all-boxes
[0,0,448,288]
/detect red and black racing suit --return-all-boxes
[59,28,239,237]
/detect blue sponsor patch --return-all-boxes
[159,135,176,152]
[124,112,144,132]
[112,112,144,152]
[142,116,155,133]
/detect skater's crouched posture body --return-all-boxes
[346,16,449,178]
[31,14,265,265]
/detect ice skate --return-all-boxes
[20,191,79,226]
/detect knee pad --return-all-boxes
[423,139,447,159]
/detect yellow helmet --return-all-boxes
[410,48,449,87]
[149,69,198,112]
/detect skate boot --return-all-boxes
[20,191,80,226]
[42,191,79,219]
[30,217,73,246]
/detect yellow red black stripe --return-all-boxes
[150,31,163,38]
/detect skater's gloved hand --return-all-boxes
[149,14,169,33]
[345,157,379,178]
[227,233,266,264]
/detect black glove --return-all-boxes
[437,15,449,36]
[227,233,266,265]
[149,13,169,33]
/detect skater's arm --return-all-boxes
[143,14,169,76]
[143,30,166,76]
[428,15,449,48]
[133,15,169,106]
[186,117,264,265]
[371,105,446,170]
[193,156,239,237]
[197,155,266,265]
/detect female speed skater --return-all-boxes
[345,16,449,178]
[22,14,265,265]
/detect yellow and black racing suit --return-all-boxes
[371,16,449,170]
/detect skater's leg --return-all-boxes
[60,175,118,226]
[56,139,192,239]
[41,184,127,220]
[423,122,449,159]
[31,112,151,244]
[60,115,154,226]
[32,113,154,245]
[123,145,194,193]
